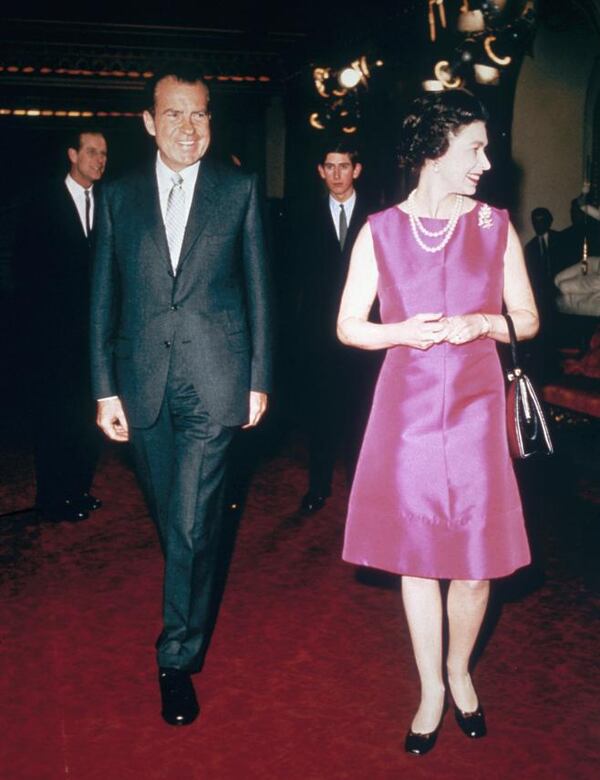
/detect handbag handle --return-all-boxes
[503,313,520,371]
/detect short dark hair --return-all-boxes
[531,207,552,221]
[144,64,209,112]
[399,90,488,170]
[65,128,105,153]
[320,139,361,166]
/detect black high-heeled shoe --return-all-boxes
[404,710,445,756]
[454,704,487,738]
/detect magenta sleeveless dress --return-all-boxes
[342,203,531,580]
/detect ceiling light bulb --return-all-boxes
[422,79,444,92]
[338,67,362,89]
[474,64,500,85]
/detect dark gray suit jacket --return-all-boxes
[295,192,370,357]
[90,158,272,429]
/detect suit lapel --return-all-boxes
[60,182,89,250]
[137,160,219,277]
[346,193,367,250]
[176,159,218,273]
[320,197,340,255]
[137,167,171,273]
[322,193,367,258]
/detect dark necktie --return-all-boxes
[339,204,348,251]
[85,188,91,237]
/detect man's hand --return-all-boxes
[97,397,129,442]
[242,391,268,429]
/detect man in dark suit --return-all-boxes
[15,130,107,522]
[524,207,562,291]
[524,207,562,382]
[294,141,374,514]
[556,197,600,266]
[90,67,271,726]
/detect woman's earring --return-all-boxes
[433,160,440,173]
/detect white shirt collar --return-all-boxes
[155,153,200,191]
[329,190,356,214]
[328,190,357,236]
[65,173,93,197]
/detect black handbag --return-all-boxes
[504,314,554,459]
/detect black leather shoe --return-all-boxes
[405,722,443,756]
[80,493,102,512]
[299,492,327,515]
[158,668,199,726]
[405,706,446,756]
[42,501,89,523]
[454,704,487,738]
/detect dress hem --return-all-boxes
[341,554,532,581]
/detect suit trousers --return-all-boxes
[130,349,235,673]
[33,376,100,509]
[305,353,370,496]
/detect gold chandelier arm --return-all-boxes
[436,0,447,29]
[428,0,437,42]
[484,35,512,66]
[434,60,462,89]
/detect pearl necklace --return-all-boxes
[407,190,464,253]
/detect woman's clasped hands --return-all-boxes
[400,312,489,350]
[443,313,489,345]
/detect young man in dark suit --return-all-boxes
[15,130,107,522]
[294,141,375,515]
[524,207,562,382]
[90,67,272,726]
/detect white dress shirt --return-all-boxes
[328,190,357,241]
[65,174,94,236]
[155,153,200,227]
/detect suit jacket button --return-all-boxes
[170,304,178,311]
[164,340,171,348]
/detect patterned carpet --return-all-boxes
[0,433,599,779]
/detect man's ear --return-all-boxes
[352,163,363,180]
[67,148,78,166]
[142,110,157,137]
[317,164,326,181]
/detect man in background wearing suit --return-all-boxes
[524,207,561,298]
[524,207,561,382]
[15,130,107,522]
[294,141,374,515]
[90,67,271,726]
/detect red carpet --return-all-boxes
[1,440,599,779]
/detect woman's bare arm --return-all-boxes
[337,223,449,351]
[444,221,539,344]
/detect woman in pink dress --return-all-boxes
[337,91,538,756]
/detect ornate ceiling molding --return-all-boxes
[0,18,303,112]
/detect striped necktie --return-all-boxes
[165,172,186,272]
